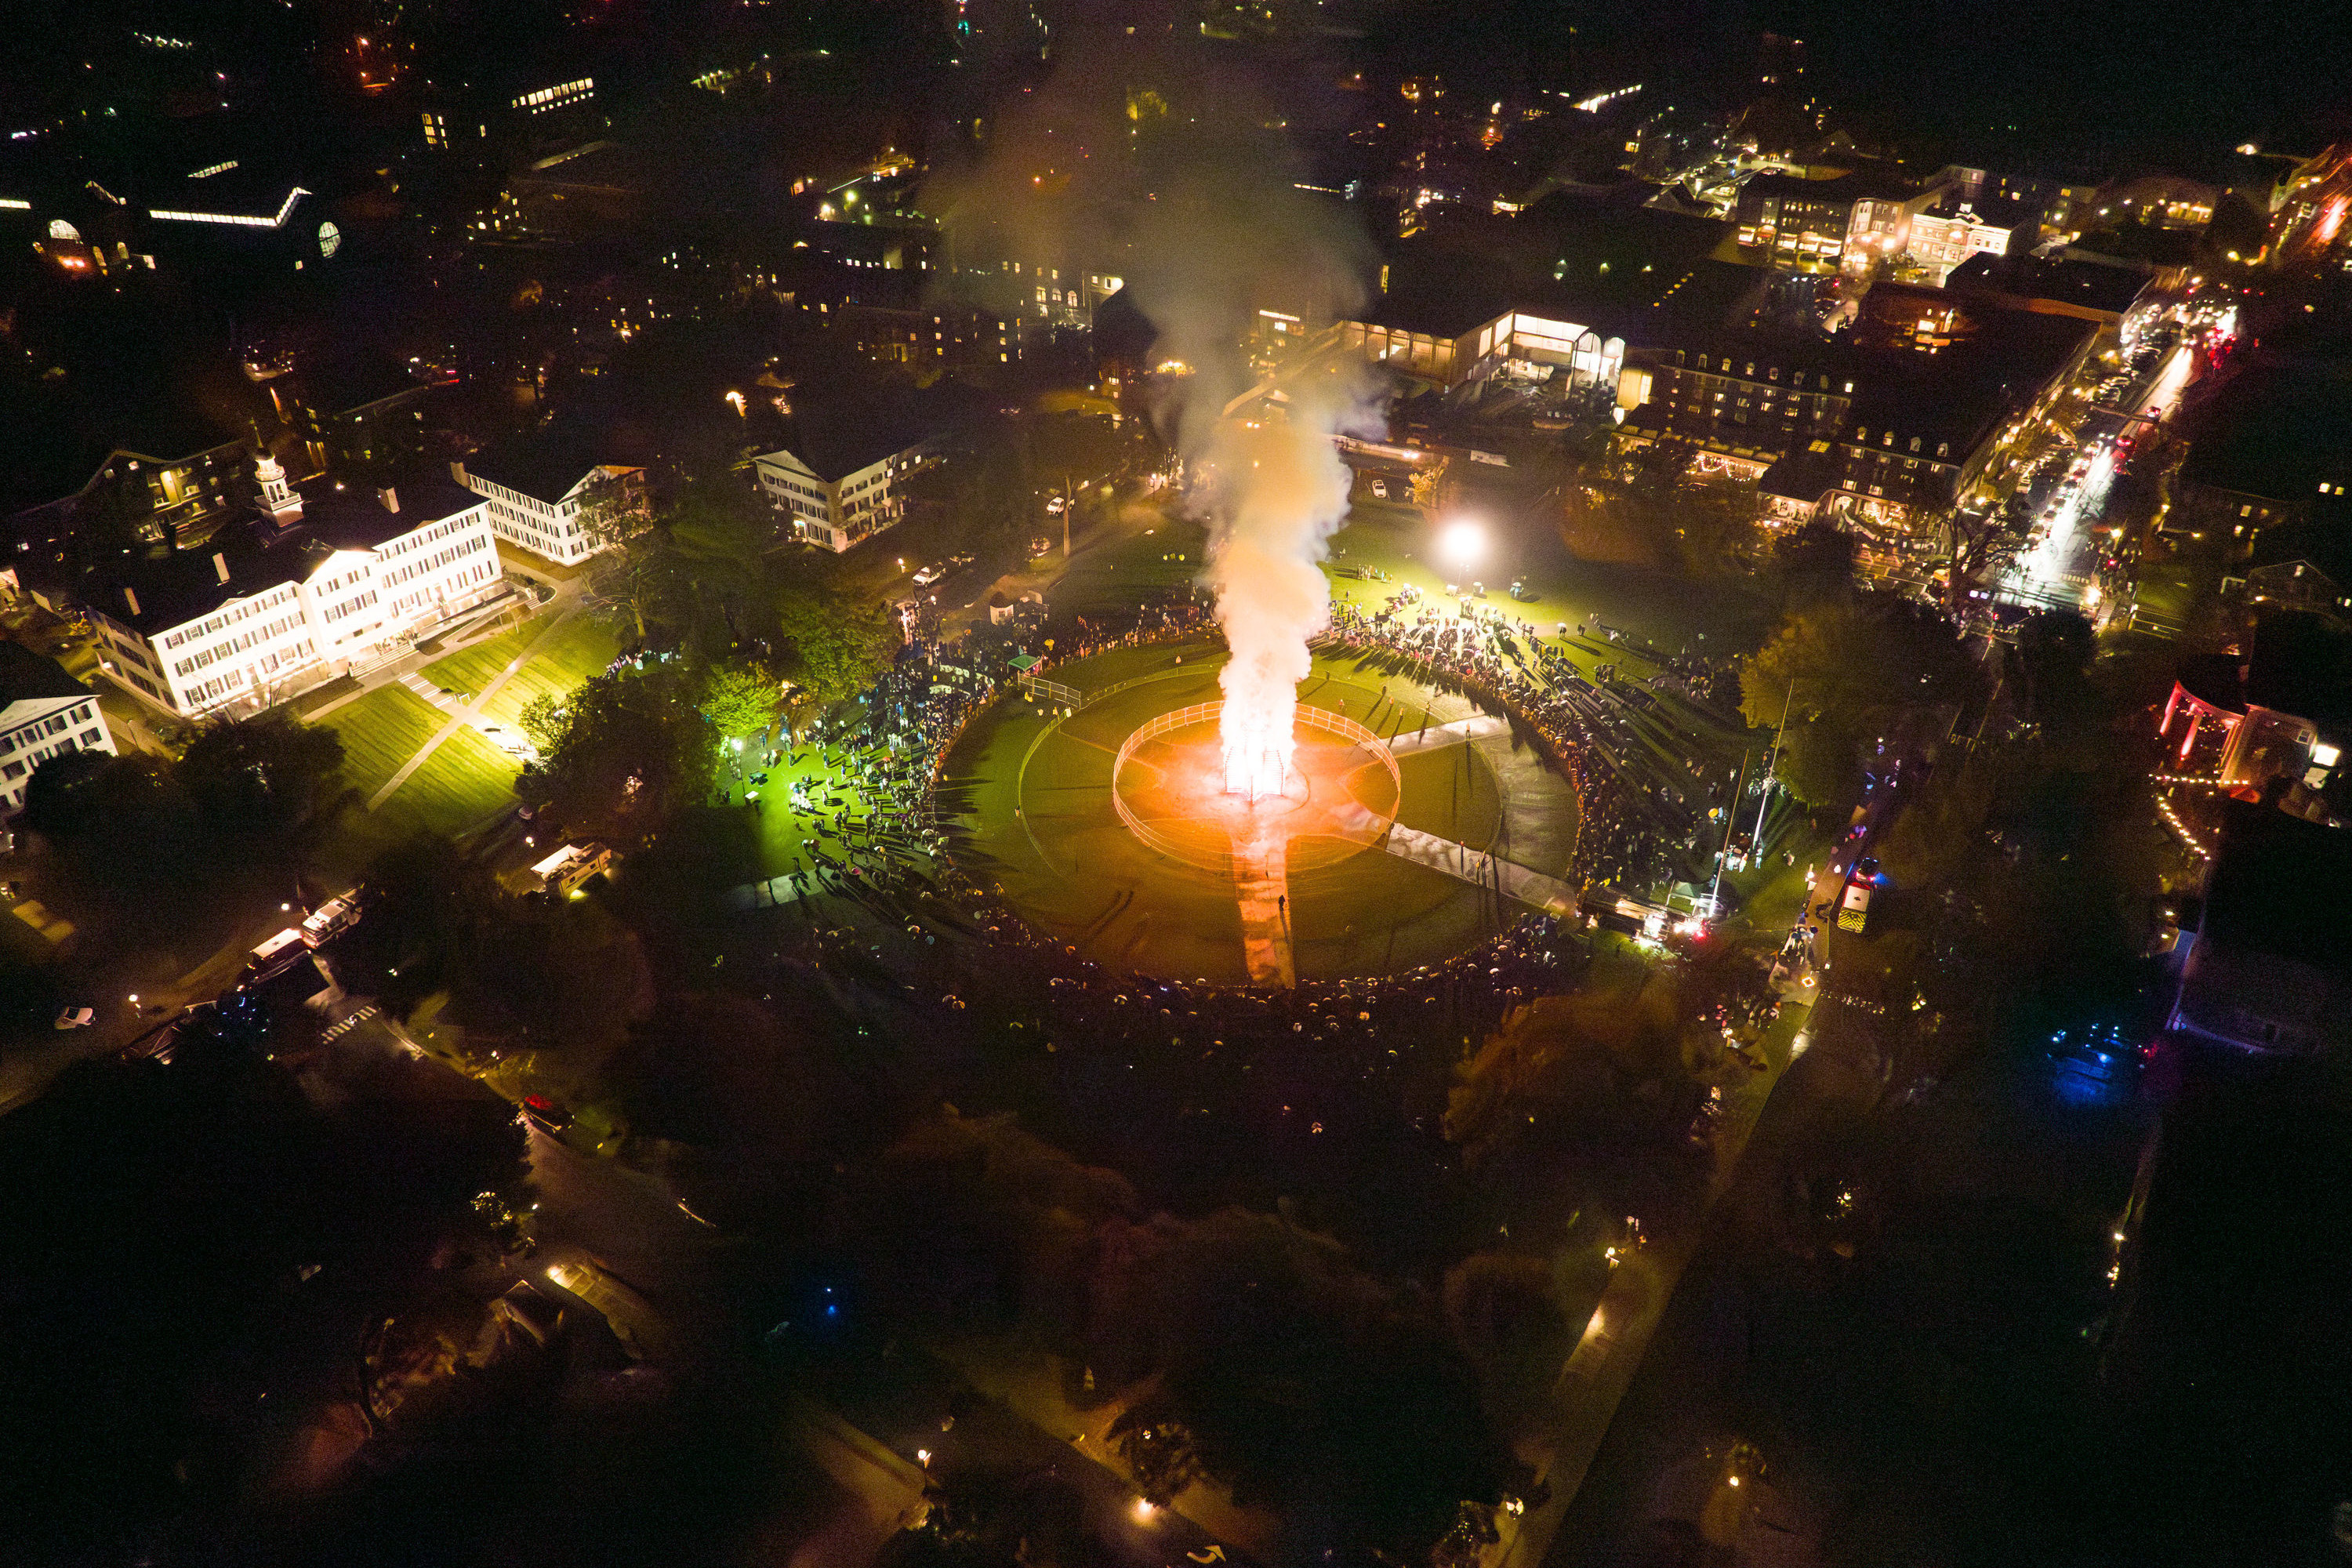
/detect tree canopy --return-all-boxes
[775,580,897,710]
[700,659,786,742]
[1739,597,1976,807]
[521,666,716,836]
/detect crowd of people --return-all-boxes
[1327,591,1753,897]
[723,577,1776,1065]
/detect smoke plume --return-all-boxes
[922,24,1385,796]
[1196,363,1381,798]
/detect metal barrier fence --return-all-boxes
[1109,699,1402,874]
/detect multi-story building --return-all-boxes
[1903,200,2038,285]
[1621,339,1857,479]
[452,439,647,567]
[2174,366,2352,557]
[4,423,256,567]
[1332,298,1628,395]
[753,412,944,554]
[0,644,115,817]
[86,465,504,718]
[1734,171,1955,270]
[1776,286,2096,532]
[267,351,445,478]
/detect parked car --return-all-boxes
[53,1006,95,1030]
[912,564,946,587]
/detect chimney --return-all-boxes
[212,552,230,584]
[377,486,399,514]
[123,586,140,617]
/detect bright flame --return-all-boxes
[1203,403,1367,802]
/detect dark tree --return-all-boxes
[177,709,347,844]
[524,666,717,836]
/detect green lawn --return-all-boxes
[420,614,619,725]
[308,684,523,883]
[315,686,447,799]
[1322,505,1770,677]
[935,645,1581,985]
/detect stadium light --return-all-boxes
[1438,517,1486,571]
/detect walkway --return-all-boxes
[368,606,578,810]
[1230,831,1295,989]
[1381,823,1576,915]
[1380,712,1508,756]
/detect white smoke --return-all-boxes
[915,23,1385,798]
[1197,366,1383,799]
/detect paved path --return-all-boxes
[1381,822,1577,915]
[1381,712,1508,755]
[299,588,539,722]
[367,606,577,811]
[1230,832,1295,988]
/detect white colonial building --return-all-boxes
[0,643,116,816]
[753,416,941,554]
[452,439,647,566]
[89,464,506,718]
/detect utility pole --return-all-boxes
[1708,744,1755,920]
[1751,676,1799,861]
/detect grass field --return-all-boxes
[420,614,619,726]
[938,644,1579,985]
[307,683,524,882]
[315,685,448,800]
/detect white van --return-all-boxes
[528,843,615,896]
[241,927,310,985]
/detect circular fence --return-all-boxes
[1109,699,1403,875]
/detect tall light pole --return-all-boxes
[1752,676,1803,859]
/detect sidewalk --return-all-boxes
[1492,996,1817,1568]
[368,606,578,809]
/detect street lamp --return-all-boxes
[1438,517,1486,572]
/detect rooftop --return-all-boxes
[296,472,485,554]
[1946,252,2153,320]
[2196,798,2352,978]
[0,642,92,706]
[765,387,965,481]
[462,429,627,504]
[2243,611,2352,734]
[2179,365,2352,503]
[89,470,487,633]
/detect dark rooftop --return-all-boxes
[461,429,626,504]
[0,642,92,706]
[2243,612,2352,735]
[86,470,485,634]
[297,472,485,555]
[2179,365,2352,503]
[294,351,436,418]
[1740,168,1929,207]
[2196,798,2352,978]
[1946,252,2153,321]
[768,387,959,481]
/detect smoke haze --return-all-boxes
[921,16,1385,797]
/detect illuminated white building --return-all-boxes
[1335,303,1625,394]
[753,405,945,554]
[452,443,646,566]
[0,644,115,817]
[88,467,504,717]
[1904,202,2033,285]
